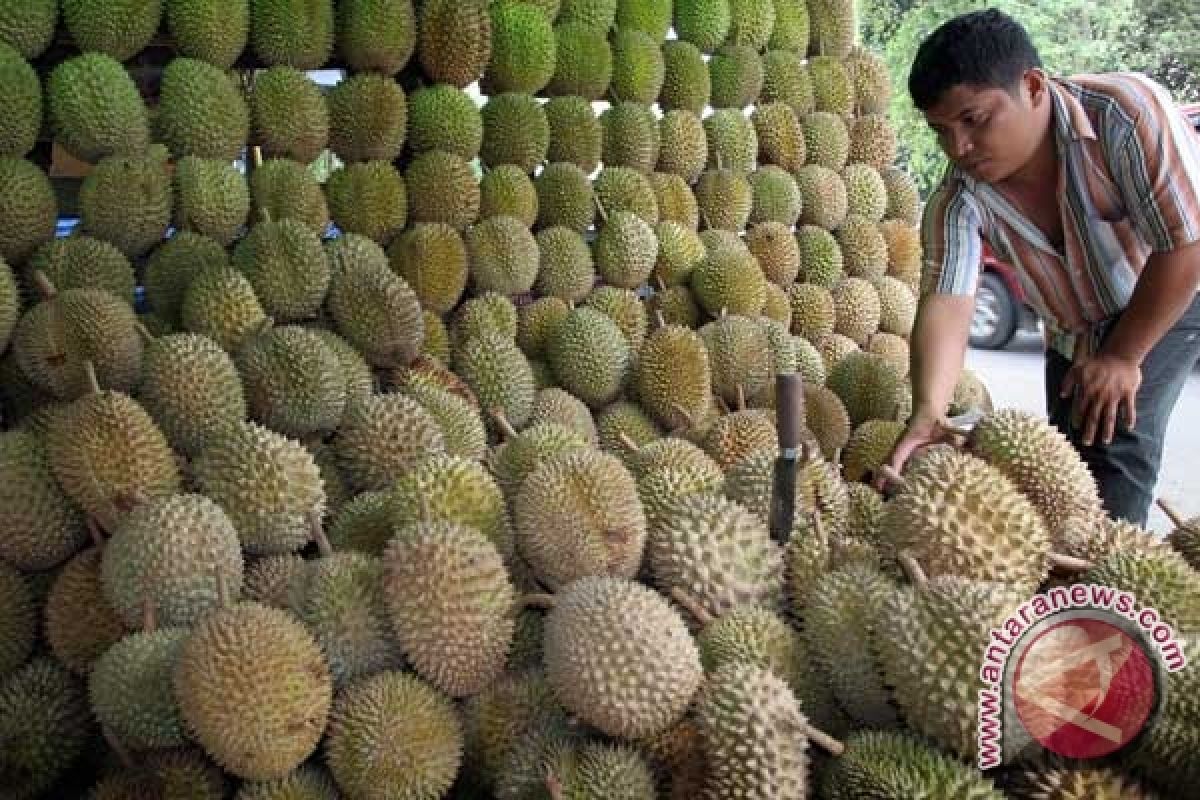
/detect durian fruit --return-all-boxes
[0,43,41,159]
[44,546,127,675]
[156,57,249,161]
[635,323,712,431]
[46,53,149,163]
[770,0,810,53]
[653,221,706,286]
[235,764,340,800]
[821,729,1006,800]
[804,564,898,728]
[181,265,267,352]
[250,158,331,235]
[808,54,854,114]
[538,575,702,739]
[138,332,246,457]
[174,600,333,781]
[649,492,784,619]
[649,172,701,230]
[515,448,645,590]
[1084,548,1200,633]
[584,286,648,351]
[700,315,773,410]
[0,563,34,680]
[232,218,331,322]
[548,22,613,100]
[326,670,462,800]
[102,493,245,629]
[311,330,373,409]
[594,166,660,224]
[694,167,754,233]
[535,164,596,234]
[191,420,326,555]
[336,0,414,74]
[673,0,731,52]
[0,0,57,60]
[725,448,850,540]
[836,215,889,280]
[0,658,92,798]
[872,274,917,336]
[383,520,515,697]
[46,371,180,532]
[1004,757,1156,800]
[325,235,423,367]
[391,454,516,560]
[479,165,539,227]
[528,387,596,442]
[165,0,248,70]
[299,543,404,690]
[602,102,661,174]
[249,0,333,69]
[849,114,899,170]
[748,167,803,228]
[804,384,851,460]
[486,0,556,94]
[388,223,468,314]
[949,367,994,415]
[789,281,837,338]
[454,333,537,432]
[236,324,346,437]
[325,162,407,246]
[547,307,632,410]
[243,553,310,613]
[964,409,1104,541]
[417,0,492,88]
[404,150,481,230]
[660,40,710,114]
[793,335,827,386]
[815,331,860,372]
[0,428,87,571]
[517,296,571,359]
[1122,632,1198,792]
[831,276,882,346]
[877,576,1025,762]
[465,215,539,295]
[795,163,849,230]
[60,0,159,60]
[841,418,904,482]
[825,351,903,426]
[1160,500,1200,570]
[480,92,550,174]
[709,44,765,109]
[335,393,445,491]
[173,157,251,247]
[544,96,604,173]
[657,110,708,185]
[703,409,778,472]
[78,146,173,260]
[761,49,814,115]
[883,448,1052,589]
[405,84,482,163]
[609,28,665,104]
[88,620,190,750]
[88,748,229,799]
[248,67,329,164]
[593,210,658,291]
[453,292,518,345]
[695,662,813,800]
[802,110,850,170]
[0,257,15,350]
[704,109,758,173]
[490,418,592,502]
[399,380,489,461]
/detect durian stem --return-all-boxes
[83,360,101,396]
[142,596,156,633]
[1048,552,1094,573]
[942,423,973,438]
[133,321,155,343]
[668,586,713,627]
[735,384,746,412]
[31,270,58,301]
[86,517,105,549]
[522,593,556,610]
[874,464,906,491]
[252,145,264,169]
[715,150,724,171]
[898,552,929,590]
[594,193,608,223]
[310,510,333,558]
[653,309,667,330]
[715,395,731,415]
[490,408,519,441]
[654,276,667,293]
[616,432,641,453]
[804,722,845,756]
[115,487,149,514]
[544,773,565,800]
[1156,497,1193,530]
[102,726,135,770]
[669,402,694,429]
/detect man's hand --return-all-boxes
[875,412,960,492]
[1060,352,1141,447]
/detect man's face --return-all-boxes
[923,72,1046,184]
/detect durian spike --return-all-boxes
[86,517,105,549]
[102,725,135,770]
[1048,553,1093,573]
[31,270,58,301]
[491,408,519,441]
[310,510,333,558]
[83,360,101,395]
[616,432,641,453]
[544,773,565,800]
[593,193,608,223]
[133,321,155,343]
[735,384,746,412]
[874,464,906,490]
[252,145,264,169]
[669,586,713,627]
[898,552,929,590]
[522,593,556,610]
[653,309,667,330]
[803,722,845,756]
[142,596,157,632]
[1156,497,1194,531]
[654,276,668,293]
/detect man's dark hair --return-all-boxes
[908,9,1043,111]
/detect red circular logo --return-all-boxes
[1013,617,1156,760]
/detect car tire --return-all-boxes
[969,272,1018,350]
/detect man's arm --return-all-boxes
[1063,241,1200,445]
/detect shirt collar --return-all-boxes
[1049,77,1098,144]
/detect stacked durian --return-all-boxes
[0,0,1196,799]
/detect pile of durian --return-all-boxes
[0,0,1198,798]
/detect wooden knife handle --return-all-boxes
[775,373,805,451]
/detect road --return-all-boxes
[965,333,1200,534]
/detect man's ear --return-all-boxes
[1023,68,1048,106]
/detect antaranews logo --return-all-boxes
[977,583,1187,770]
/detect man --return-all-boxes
[884,9,1200,526]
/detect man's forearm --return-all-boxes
[909,293,977,420]
[1101,242,1200,365]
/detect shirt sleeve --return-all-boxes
[919,174,983,297]
[1109,74,1200,253]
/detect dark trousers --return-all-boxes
[1045,295,1200,527]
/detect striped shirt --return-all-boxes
[920,72,1200,358]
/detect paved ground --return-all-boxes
[965,333,1200,534]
